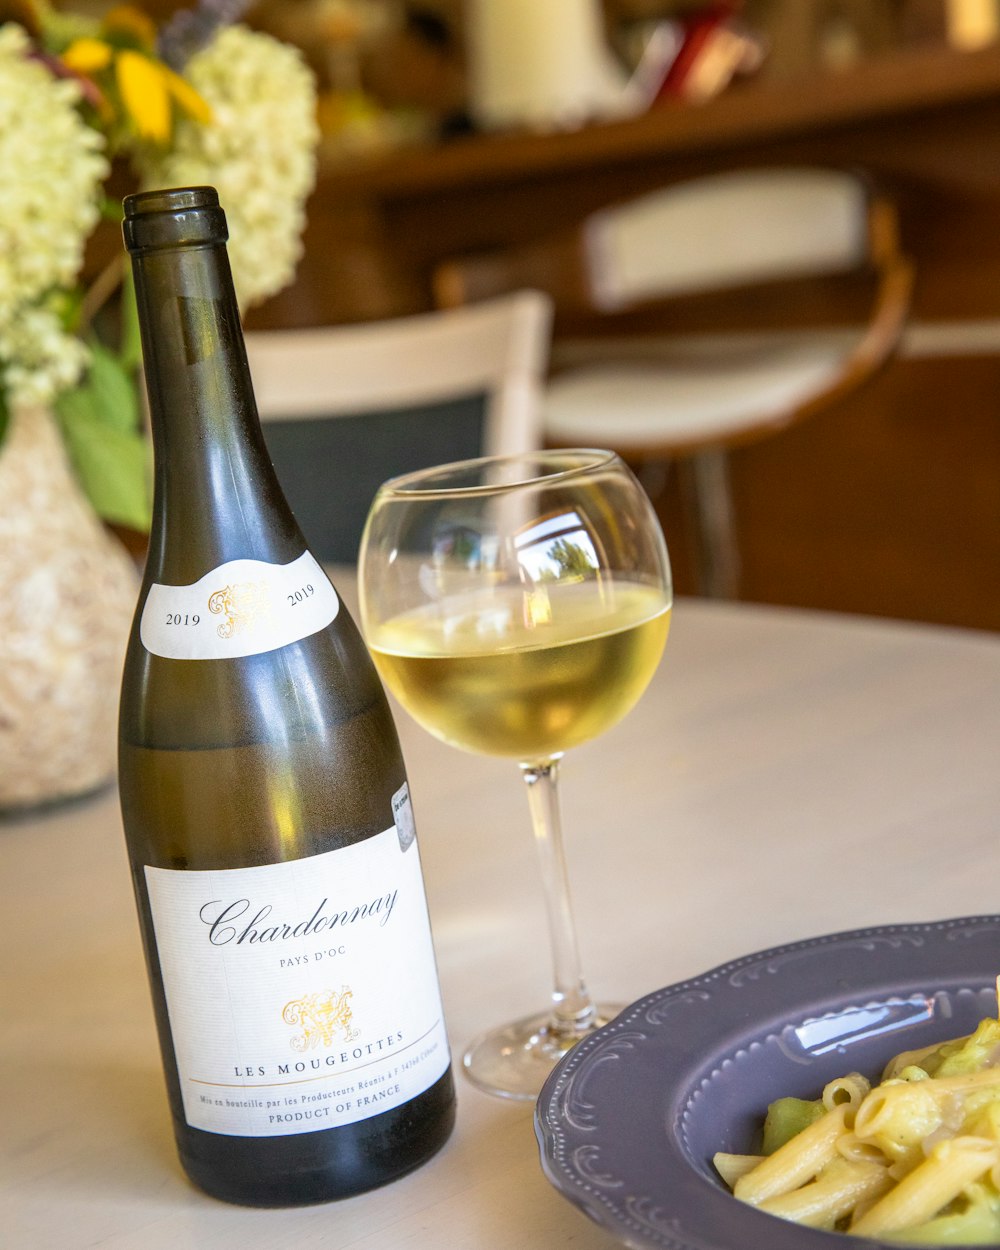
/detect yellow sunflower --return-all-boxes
[61,4,210,145]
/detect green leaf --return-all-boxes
[85,340,140,434]
[53,342,150,530]
[55,401,151,532]
[119,271,144,373]
[100,194,125,223]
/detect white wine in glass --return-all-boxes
[359,450,672,1099]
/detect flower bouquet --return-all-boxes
[0,0,319,810]
[0,0,319,531]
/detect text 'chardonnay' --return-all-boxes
[118,186,455,1206]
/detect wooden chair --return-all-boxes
[434,167,914,597]
[245,291,552,564]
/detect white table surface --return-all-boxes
[2,587,999,1250]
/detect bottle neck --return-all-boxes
[132,242,305,585]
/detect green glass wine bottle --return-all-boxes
[118,186,455,1206]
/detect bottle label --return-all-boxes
[140,551,339,660]
[144,785,451,1138]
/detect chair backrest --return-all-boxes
[583,167,871,311]
[245,291,552,563]
[434,166,894,321]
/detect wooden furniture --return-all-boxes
[245,293,551,562]
[432,167,913,597]
[3,576,999,1248]
[254,41,1000,330]
[249,41,1000,629]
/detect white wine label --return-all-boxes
[145,824,451,1138]
[140,551,339,660]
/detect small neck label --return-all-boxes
[141,551,338,660]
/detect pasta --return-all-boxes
[715,1017,1000,1242]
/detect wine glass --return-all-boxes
[358,450,672,1100]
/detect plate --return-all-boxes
[534,916,1000,1250]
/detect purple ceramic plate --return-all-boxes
[535,916,1000,1250]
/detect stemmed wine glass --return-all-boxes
[358,450,672,1099]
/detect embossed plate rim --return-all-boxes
[534,915,1000,1250]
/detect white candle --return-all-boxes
[466,0,633,131]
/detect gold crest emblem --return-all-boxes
[208,581,269,639]
[283,987,359,1051]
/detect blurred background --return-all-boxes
[29,0,1000,631]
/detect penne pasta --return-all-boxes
[883,1041,964,1082]
[712,1152,765,1188]
[717,1012,1000,1242]
[849,1136,998,1237]
[823,1073,871,1112]
[835,1131,890,1165]
[759,1157,892,1229]
[734,1104,849,1205]
[852,1081,943,1159]
[916,1068,1000,1095]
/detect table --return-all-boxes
[3,589,999,1249]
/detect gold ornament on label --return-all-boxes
[207,581,270,639]
[283,987,359,1051]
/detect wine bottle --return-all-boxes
[118,186,455,1207]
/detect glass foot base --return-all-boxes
[462,1003,625,1101]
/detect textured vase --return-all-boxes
[0,404,140,811]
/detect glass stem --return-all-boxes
[520,757,596,1039]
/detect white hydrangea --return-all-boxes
[0,23,108,407]
[145,25,318,309]
[1,302,91,406]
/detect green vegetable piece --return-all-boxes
[761,1096,826,1156]
[881,1199,1000,1244]
[893,1018,1000,1080]
[933,1019,1000,1078]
